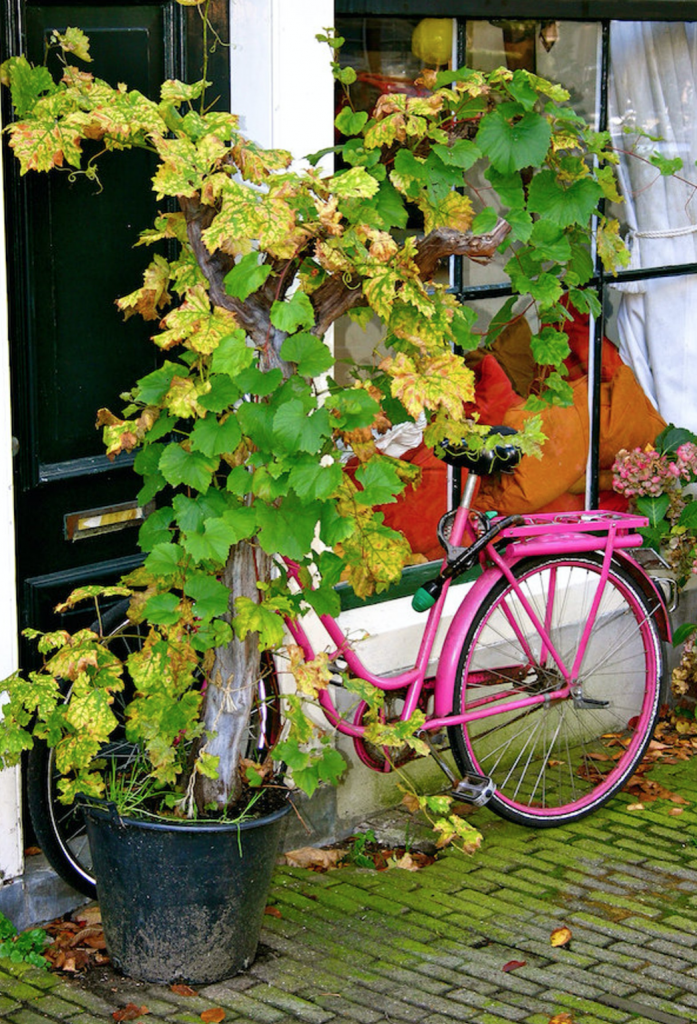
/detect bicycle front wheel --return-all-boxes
[448,554,664,826]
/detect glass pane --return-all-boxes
[335,17,602,293]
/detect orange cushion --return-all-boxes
[464,354,522,426]
[563,310,625,383]
[475,366,666,517]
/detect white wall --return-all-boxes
[230,0,334,164]
[0,130,23,883]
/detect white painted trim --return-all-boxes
[230,0,334,166]
[0,121,23,883]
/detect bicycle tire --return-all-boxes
[448,554,664,826]
[27,600,282,897]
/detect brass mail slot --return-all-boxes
[65,501,150,542]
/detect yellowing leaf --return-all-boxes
[8,118,83,173]
[421,190,474,235]
[287,646,333,699]
[386,351,475,419]
[117,255,171,321]
[53,27,92,62]
[597,218,630,276]
[154,286,239,354]
[550,926,572,947]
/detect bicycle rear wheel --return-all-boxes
[448,554,664,826]
[27,601,281,897]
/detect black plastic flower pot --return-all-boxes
[82,797,290,984]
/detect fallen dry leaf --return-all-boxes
[401,792,421,813]
[668,807,685,816]
[387,852,421,872]
[502,960,526,972]
[547,1014,575,1024]
[74,905,102,927]
[282,847,346,871]
[626,802,645,811]
[170,984,198,997]
[113,1005,149,1022]
[200,1009,225,1023]
[264,906,283,918]
[550,926,572,948]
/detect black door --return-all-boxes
[2,0,228,652]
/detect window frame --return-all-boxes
[335,3,697,508]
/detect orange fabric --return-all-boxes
[475,365,666,517]
[562,307,624,383]
[463,354,521,425]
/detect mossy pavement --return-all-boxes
[2,757,697,1024]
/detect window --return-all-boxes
[333,3,697,531]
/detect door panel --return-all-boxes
[2,0,226,651]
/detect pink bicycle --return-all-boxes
[31,430,672,896]
[285,430,672,827]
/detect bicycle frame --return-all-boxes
[283,491,669,752]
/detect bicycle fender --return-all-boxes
[434,565,506,718]
[612,550,671,642]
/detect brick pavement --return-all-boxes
[1,756,697,1024]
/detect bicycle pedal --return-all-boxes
[450,773,495,807]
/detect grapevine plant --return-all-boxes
[0,20,628,828]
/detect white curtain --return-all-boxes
[609,22,697,429]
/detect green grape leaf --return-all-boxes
[235,365,283,398]
[138,508,174,551]
[144,542,184,578]
[289,457,342,502]
[273,400,331,453]
[270,290,316,333]
[485,166,525,208]
[355,460,404,506]
[198,375,241,412]
[504,207,533,242]
[329,388,380,431]
[233,597,286,648]
[256,496,320,560]
[190,414,242,457]
[527,170,603,228]
[158,443,218,493]
[477,110,552,175]
[431,139,481,170]
[210,330,255,377]
[280,332,334,377]
[334,107,368,136]
[529,220,572,262]
[530,327,570,368]
[650,152,683,176]
[471,207,499,235]
[143,592,181,626]
[224,252,273,301]
[183,574,230,620]
[2,56,55,117]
